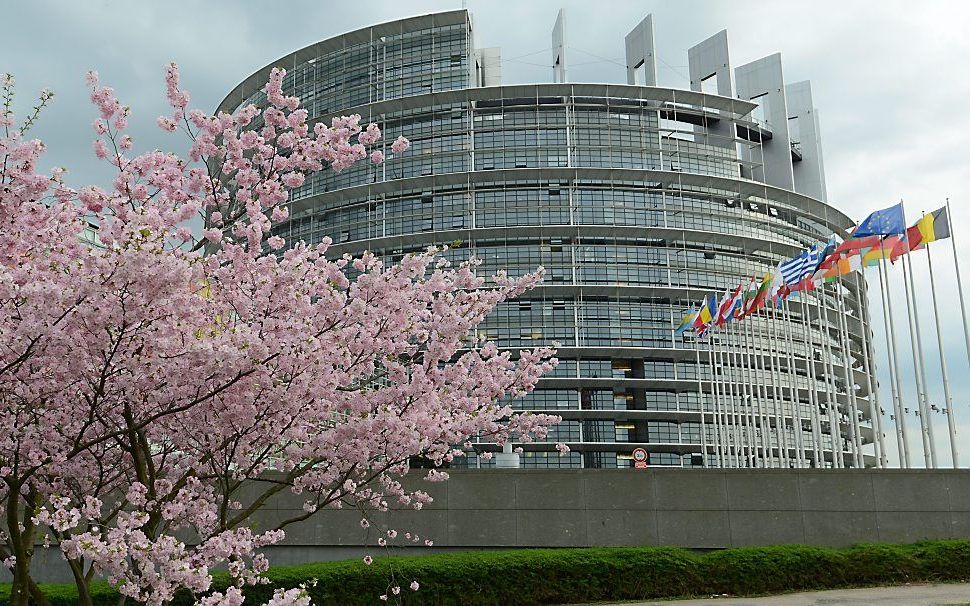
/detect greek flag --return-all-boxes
[779,249,811,285]
[779,245,826,286]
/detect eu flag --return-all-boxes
[853,203,906,237]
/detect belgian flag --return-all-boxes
[890,207,951,262]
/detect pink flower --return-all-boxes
[556,442,571,455]
[410,581,420,591]
[267,235,285,250]
[391,136,410,154]
[92,139,108,160]
[363,555,373,566]
[359,518,370,529]
[203,229,222,244]
[370,150,384,164]
[157,116,177,132]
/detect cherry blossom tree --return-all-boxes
[0,66,559,606]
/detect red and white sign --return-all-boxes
[632,448,648,468]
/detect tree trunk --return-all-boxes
[27,575,53,606]
[67,558,94,606]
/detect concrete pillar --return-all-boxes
[552,9,567,83]
[735,53,795,191]
[688,30,734,151]
[785,80,828,202]
[625,14,657,86]
[494,442,520,468]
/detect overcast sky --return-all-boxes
[4,0,970,468]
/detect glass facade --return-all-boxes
[219,10,876,470]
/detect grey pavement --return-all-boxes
[583,582,970,606]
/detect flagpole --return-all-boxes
[750,317,772,465]
[737,321,756,467]
[901,251,937,467]
[745,320,766,466]
[816,286,844,468]
[741,318,761,466]
[834,286,859,466]
[716,334,733,467]
[724,329,742,467]
[836,286,864,467]
[708,336,725,467]
[925,239,959,467]
[855,272,887,467]
[695,334,709,468]
[751,316,777,466]
[772,299,808,467]
[767,306,792,466]
[730,322,750,466]
[796,298,824,466]
[878,254,911,467]
[728,322,758,467]
[945,197,970,369]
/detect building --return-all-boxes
[217,9,879,470]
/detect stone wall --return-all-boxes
[22,469,970,582]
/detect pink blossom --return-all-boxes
[556,442,571,455]
[363,555,373,566]
[370,150,384,164]
[390,135,410,154]
[410,581,420,591]
[92,139,109,159]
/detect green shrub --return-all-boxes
[5,540,970,605]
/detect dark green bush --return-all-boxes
[4,540,970,605]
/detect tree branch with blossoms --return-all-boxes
[0,64,560,606]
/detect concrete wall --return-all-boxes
[269,469,970,551]
[21,469,970,582]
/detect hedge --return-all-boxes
[4,540,970,605]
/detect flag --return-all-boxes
[736,277,759,319]
[674,308,696,336]
[863,235,902,267]
[853,202,906,237]
[779,249,811,285]
[729,282,748,320]
[692,295,716,332]
[832,234,882,257]
[889,225,921,262]
[694,295,717,337]
[778,242,830,291]
[815,250,863,282]
[715,285,741,327]
[917,206,951,243]
[890,207,952,262]
[748,272,773,315]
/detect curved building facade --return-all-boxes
[219,10,880,470]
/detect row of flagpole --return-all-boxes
[677,199,967,468]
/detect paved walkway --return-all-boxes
[585,582,970,605]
